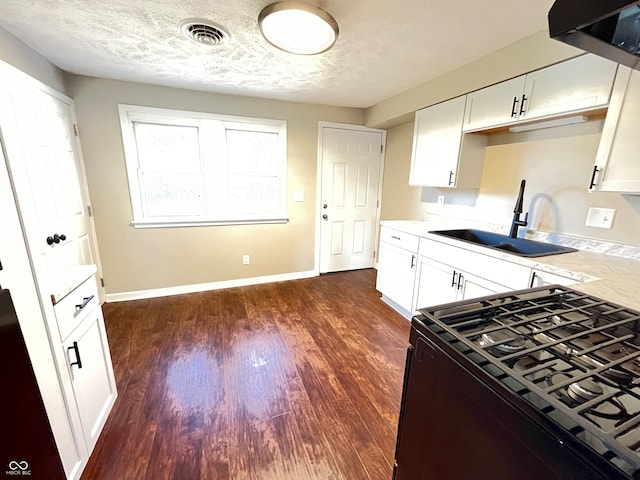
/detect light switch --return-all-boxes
[294,191,304,202]
[585,207,616,229]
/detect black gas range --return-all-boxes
[393,285,640,480]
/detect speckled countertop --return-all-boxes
[381,216,640,311]
[48,264,97,304]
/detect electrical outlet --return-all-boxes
[437,195,445,208]
[242,254,250,265]
[585,207,616,229]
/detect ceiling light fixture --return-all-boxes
[258,2,339,55]
[508,115,589,133]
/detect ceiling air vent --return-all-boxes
[180,19,230,46]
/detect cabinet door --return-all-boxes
[592,66,640,193]
[413,257,458,311]
[459,272,511,300]
[65,307,117,453]
[522,54,617,122]
[376,241,417,313]
[410,96,466,187]
[463,76,526,132]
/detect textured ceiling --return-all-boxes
[0,0,555,108]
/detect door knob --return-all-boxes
[322,214,328,220]
[323,204,328,209]
[47,233,67,245]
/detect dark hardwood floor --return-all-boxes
[81,269,411,480]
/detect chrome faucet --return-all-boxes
[509,179,528,238]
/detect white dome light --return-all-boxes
[259,2,339,55]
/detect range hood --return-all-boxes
[549,0,640,70]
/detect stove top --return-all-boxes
[416,285,640,478]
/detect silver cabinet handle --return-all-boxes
[75,295,94,311]
[391,235,401,240]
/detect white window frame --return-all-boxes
[118,104,288,228]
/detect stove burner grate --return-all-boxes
[418,285,640,475]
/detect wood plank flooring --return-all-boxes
[81,269,411,480]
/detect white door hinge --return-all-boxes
[73,124,78,136]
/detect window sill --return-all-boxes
[130,218,289,228]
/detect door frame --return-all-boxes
[315,121,387,274]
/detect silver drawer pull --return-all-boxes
[75,295,94,311]
[391,235,401,240]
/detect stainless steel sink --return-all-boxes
[429,229,577,258]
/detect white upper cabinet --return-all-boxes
[463,54,618,132]
[462,76,526,133]
[409,95,487,188]
[522,54,617,120]
[590,66,640,193]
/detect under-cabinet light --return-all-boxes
[508,115,589,133]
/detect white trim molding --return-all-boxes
[105,270,318,302]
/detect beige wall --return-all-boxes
[381,120,640,246]
[66,75,364,294]
[0,26,67,94]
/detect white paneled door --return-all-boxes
[320,126,383,273]
[0,75,96,273]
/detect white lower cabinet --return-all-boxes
[64,306,116,453]
[54,275,117,475]
[413,255,513,311]
[459,270,512,300]
[413,257,459,309]
[376,227,419,315]
[377,231,535,317]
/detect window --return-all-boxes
[118,105,287,227]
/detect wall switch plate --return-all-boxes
[437,195,445,208]
[585,207,616,229]
[242,254,250,265]
[293,191,304,202]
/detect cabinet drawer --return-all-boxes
[380,226,419,252]
[54,275,99,341]
[420,237,531,290]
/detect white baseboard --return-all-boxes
[105,270,318,303]
[380,295,413,320]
